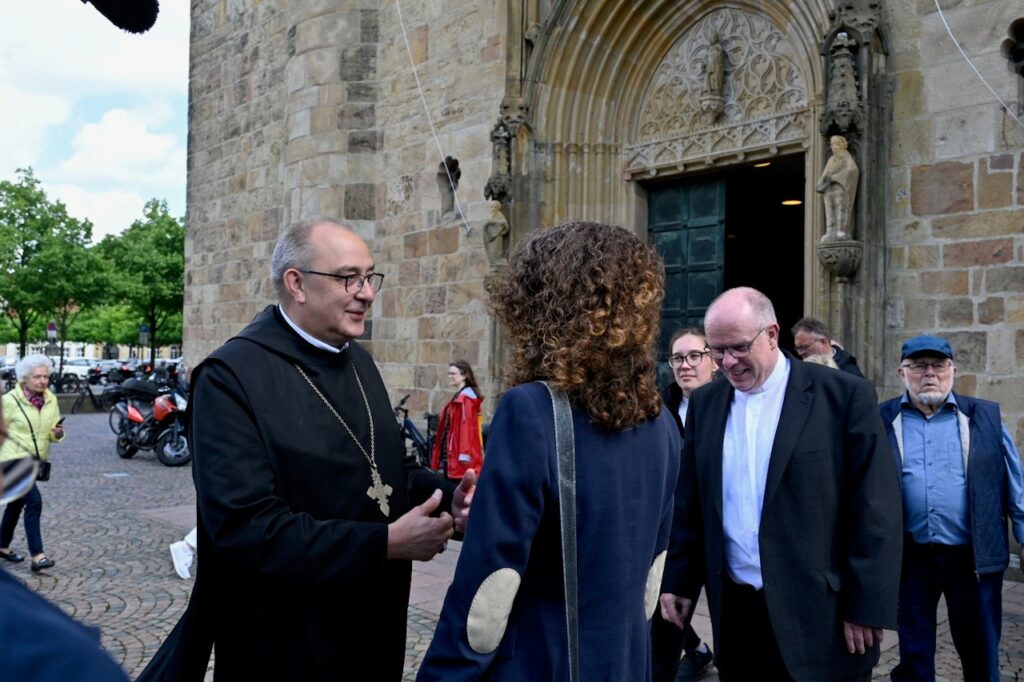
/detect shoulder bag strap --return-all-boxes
[542,381,579,682]
[11,396,41,460]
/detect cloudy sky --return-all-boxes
[1,1,189,242]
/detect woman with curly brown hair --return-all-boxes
[418,222,680,681]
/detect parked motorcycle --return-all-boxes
[393,394,436,469]
[1,367,15,393]
[110,377,190,467]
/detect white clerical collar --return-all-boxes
[737,351,788,397]
[278,305,349,353]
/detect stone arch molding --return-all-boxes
[516,0,830,230]
[627,8,812,176]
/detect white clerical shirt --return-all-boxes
[677,396,689,428]
[278,305,348,353]
[721,353,790,589]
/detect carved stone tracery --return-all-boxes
[822,32,863,134]
[626,8,810,175]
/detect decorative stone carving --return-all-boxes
[815,135,859,241]
[499,97,529,137]
[699,31,725,126]
[481,200,510,270]
[438,156,462,217]
[829,1,882,40]
[625,111,809,176]
[627,8,808,175]
[816,239,862,281]
[484,118,512,204]
[636,9,807,140]
[821,31,863,135]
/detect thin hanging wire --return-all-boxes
[934,0,1024,130]
[394,0,473,234]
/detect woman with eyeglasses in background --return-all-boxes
[651,328,716,682]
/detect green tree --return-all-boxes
[0,168,99,359]
[70,305,139,346]
[33,218,108,374]
[97,199,185,365]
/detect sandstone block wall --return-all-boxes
[885,0,1024,445]
[372,1,505,416]
[185,0,289,361]
[184,0,505,418]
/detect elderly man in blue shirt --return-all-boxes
[880,335,1024,682]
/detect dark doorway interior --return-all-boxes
[723,154,805,350]
[645,153,805,372]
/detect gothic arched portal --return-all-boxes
[495,0,889,381]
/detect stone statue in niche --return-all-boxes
[815,135,859,241]
[481,200,510,269]
[698,31,725,125]
[438,156,461,218]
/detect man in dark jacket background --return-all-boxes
[791,316,865,378]
[881,335,1024,681]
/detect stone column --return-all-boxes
[283,2,380,229]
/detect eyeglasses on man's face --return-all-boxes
[299,270,385,293]
[667,351,710,369]
[708,327,765,361]
[901,359,953,375]
[794,336,827,356]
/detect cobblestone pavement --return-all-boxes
[7,411,1024,681]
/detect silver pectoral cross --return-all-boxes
[367,469,393,517]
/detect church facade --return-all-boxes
[184,0,1024,445]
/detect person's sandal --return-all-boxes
[30,557,55,571]
[0,550,25,563]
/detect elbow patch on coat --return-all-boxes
[645,551,667,620]
[466,568,522,654]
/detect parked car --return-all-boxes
[61,358,97,379]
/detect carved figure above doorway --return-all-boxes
[636,8,807,142]
[699,31,726,125]
[627,8,809,175]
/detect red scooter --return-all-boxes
[109,377,190,467]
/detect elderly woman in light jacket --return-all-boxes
[0,354,64,571]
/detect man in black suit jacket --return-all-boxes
[791,316,865,379]
[660,287,902,681]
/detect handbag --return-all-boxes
[542,382,580,682]
[12,397,52,482]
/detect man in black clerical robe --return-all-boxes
[138,220,469,681]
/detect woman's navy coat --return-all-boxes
[418,382,679,681]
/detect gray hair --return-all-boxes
[269,217,352,299]
[707,286,777,329]
[791,316,831,340]
[803,353,839,369]
[16,354,54,381]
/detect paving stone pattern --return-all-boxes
[6,412,1024,680]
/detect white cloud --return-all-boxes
[0,84,71,170]
[0,0,190,98]
[0,3,188,241]
[46,183,147,242]
[54,108,185,186]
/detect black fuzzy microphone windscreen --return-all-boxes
[82,0,160,34]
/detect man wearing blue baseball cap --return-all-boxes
[880,335,1024,681]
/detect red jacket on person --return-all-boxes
[430,388,484,480]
